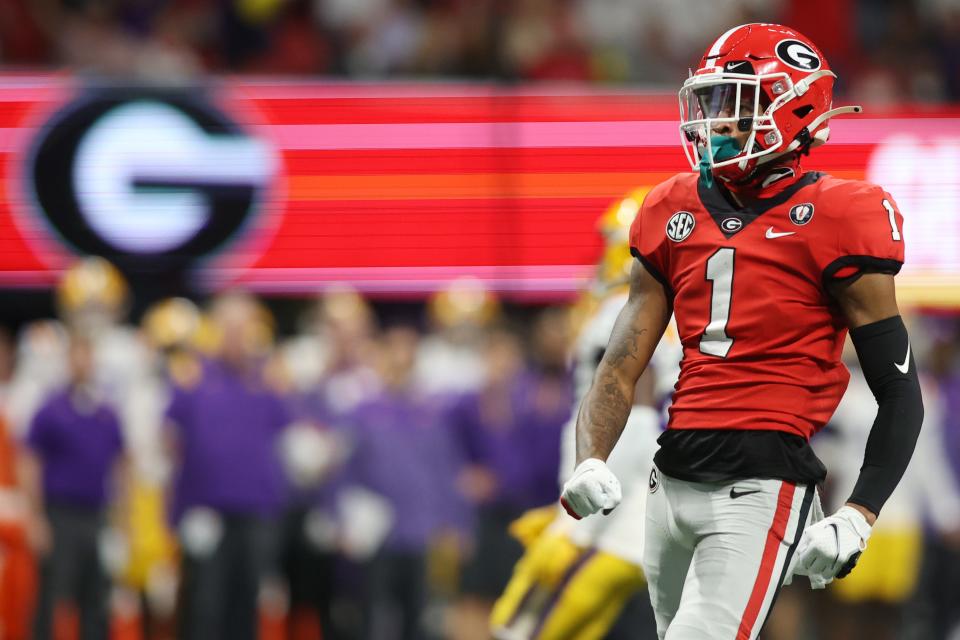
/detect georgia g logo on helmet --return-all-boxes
[775,39,821,71]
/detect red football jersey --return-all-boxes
[629,171,905,440]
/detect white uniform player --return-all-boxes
[558,293,680,567]
[415,278,496,396]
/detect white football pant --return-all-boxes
[642,465,821,640]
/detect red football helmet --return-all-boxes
[679,23,862,185]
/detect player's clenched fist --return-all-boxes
[560,458,621,520]
[792,506,871,589]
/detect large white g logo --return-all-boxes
[29,89,277,270]
[73,101,274,253]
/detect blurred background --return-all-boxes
[0,0,959,639]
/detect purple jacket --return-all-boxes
[450,370,572,510]
[345,387,467,551]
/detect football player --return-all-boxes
[490,190,681,640]
[560,23,924,640]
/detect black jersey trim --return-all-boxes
[821,255,903,288]
[631,248,675,299]
[653,429,827,484]
[697,171,823,239]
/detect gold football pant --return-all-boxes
[490,526,643,640]
[830,527,922,604]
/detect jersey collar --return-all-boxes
[697,171,823,239]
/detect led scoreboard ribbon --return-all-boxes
[0,77,958,303]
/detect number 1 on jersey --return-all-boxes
[700,247,735,358]
[882,199,901,241]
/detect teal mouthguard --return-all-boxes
[698,136,742,188]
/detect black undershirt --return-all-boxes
[653,428,827,484]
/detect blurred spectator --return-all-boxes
[281,287,379,401]
[20,330,126,640]
[0,412,36,640]
[343,325,466,640]
[903,322,960,639]
[164,291,291,640]
[501,0,591,81]
[449,326,570,640]
[278,289,377,640]
[0,0,957,102]
[0,327,14,412]
[416,278,497,396]
[931,6,960,102]
[5,259,153,474]
[126,298,204,638]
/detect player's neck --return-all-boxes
[723,155,803,204]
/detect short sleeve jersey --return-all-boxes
[630,171,905,440]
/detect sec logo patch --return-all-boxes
[649,467,660,494]
[789,203,815,225]
[666,211,696,242]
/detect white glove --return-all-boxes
[560,458,621,520]
[790,506,871,589]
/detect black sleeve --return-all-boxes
[846,315,924,515]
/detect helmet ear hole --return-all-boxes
[793,105,814,118]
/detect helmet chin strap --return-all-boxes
[727,153,800,192]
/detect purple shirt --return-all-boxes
[451,370,571,509]
[26,388,123,509]
[347,388,466,551]
[166,359,291,521]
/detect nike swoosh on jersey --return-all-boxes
[895,342,911,374]
[765,227,796,239]
[729,487,762,499]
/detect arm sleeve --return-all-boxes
[811,184,905,284]
[846,315,924,515]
